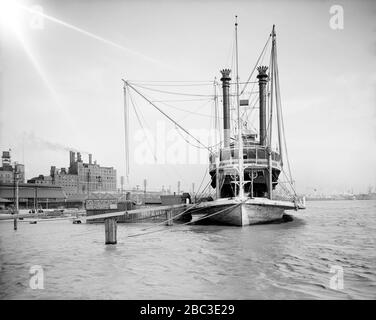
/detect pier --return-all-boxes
[85,203,192,244]
[1,202,194,245]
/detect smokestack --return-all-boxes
[220,69,231,148]
[120,176,124,193]
[177,181,181,195]
[89,153,92,164]
[2,150,11,167]
[257,66,269,146]
[77,152,82,162]
[69,151,75,165]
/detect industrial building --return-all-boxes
[0,150,25,184]
[68,151,117,194]
[0,150,66,210]
[28,151,117,196]
[0,182,66,209]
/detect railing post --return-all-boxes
[104,217,117,244]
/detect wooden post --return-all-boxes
[165,210,173,226]
[14,172,19,231]
[104,218,117,244]
[250,169,254,198]
[14,215,18,230]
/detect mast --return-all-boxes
[235,15,244,198]
[122,80,130,184]
[274,28,284,167]
[267,25,276,200]
[214,78,220,199]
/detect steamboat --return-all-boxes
[188,22,305,225]
[123,19,305,226]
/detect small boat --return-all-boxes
[29,220,37,224]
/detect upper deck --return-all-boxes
[209,144,282,172]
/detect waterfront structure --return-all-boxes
[67,151,116,194]
[0,182,66,209]
[161,193,191,205]
[0,150,25,184]
[28,151,117,196]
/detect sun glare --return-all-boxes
[0,0,22,31]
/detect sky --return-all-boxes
[0,0,375,195]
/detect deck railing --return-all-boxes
[209,145,281,171]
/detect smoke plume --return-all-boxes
[23,131,90,154]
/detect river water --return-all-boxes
[0,200,375,299]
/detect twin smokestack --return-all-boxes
[220,66,269,147]
[69,151,93,165]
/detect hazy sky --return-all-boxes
[0,0,375,194]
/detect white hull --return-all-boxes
[191,197,297,226]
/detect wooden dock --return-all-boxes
[85,203,193,244]
[1,204,194,245]
[85,203,192,222]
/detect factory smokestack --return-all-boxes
[89,153,92,164]
[257,66,269,146]
[69,151,75,166]
[220,69,231,149]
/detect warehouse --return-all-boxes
[0,182,66,209]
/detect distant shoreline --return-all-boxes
[306,197,376,201]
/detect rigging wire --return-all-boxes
[129,82,250,97]
[133,81,258,87]
[130,82,214,87]
[128,170,218,237]
[127,204,240,238]
[156,98,219,120]
[128,89,187,184]
[196,167,209,196]
[128,91,158,162]
[240,41,268,122]
[274,44,294,187]
[129,82,218,152]
[128,80,214,83]
[173,125,209,150]
[129,82,215,97]
[151,98,209,103]
[240,34,271,95]
[225,29,235,68]
[124,80,213,154]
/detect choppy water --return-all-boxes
[0,200,375,299]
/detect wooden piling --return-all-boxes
[14,174,19,231]
[166,210,173,226]
[105,218,117,244]
[13,215,17,230]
